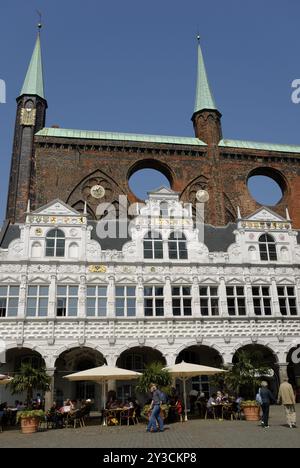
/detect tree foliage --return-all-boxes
[10,363,51,407]
[136,362,172,394]
[211,351,271,399]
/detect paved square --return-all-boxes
[1,405,299,448]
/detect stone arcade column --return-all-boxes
[107,275,116,318]
[136,276,144,318]
[164,276,173,317]
[44,368,56,412]
[278,363,289,384]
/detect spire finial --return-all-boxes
[37,10,42,32]
[197,34,200,44]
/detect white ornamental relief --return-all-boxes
[9,240,25,257]
[86,241,102,257]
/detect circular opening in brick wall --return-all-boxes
[128,161,172,200]
[247,168,286,206]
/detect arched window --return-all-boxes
[259,234,277,261]
[143,232,163,259]
[46,229,65,257]
[168,232,188,260]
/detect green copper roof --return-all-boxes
[36,127,207,146]
[20,34,45,99]
[219,139,300,154]
[194,43,217,114]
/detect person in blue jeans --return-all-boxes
[147,384,164,433]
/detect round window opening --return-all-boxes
[129,168,171,200]
[247,174,284,206]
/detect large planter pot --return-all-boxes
[20,417,39,434]
[242,406,261,422]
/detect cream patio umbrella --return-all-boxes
[163,362,227,422]
[64,365,142,425]
[0,374,13,385]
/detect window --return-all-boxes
[226,286,246,316]
[143,232,163,259]
[57,286,78,317]
[86,286,107,317]
[172,286,192,316]
[259,234,277,261]
[252,286,272,316]
[46,229,65,257]
[144,286,164,316]
[26,286,49,317]
[168,232,188,260]
[0,286,19,317]
[199,286,219,316]
[116,286,136,317]
[277,286,297,316]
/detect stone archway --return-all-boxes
[287,344,300,402]
[54,347,106,409]
[116,346,167,403]
[232,344,279,395]
[175,345,224,403]
[0,347,46,406]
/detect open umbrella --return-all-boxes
[64,365,142,425]
[163,361,226,422]
[0,374,13,385]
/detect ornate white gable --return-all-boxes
[245,207,286,222]
[33,199,80,216]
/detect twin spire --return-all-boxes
[194,38,218,114]
[19,31,217,117]
[20,30,45,100]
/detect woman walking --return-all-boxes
[260,381,276,428]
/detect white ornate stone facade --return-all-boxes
[1,189,300,404]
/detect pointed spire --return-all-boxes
[20,29,45,99]
[194,37,217,114]
[286,207,291,221]
[27,199,31,213]
[237,206,242,219]
[84,201,87,215]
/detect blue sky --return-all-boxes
[0,0,300,221]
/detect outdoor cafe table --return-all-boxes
[104,408,127,425]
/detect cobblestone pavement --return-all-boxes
[1,405,300,449]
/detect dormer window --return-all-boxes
[46,229,65,257]
[168,232,188,260]
[259,234,277,261]
[143,231,163,259]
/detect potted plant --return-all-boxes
[10,363,51,433]
[211,351,271,422]
[240,400,260,421]
[16,410,45,434]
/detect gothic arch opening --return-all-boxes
[247,167,287,206]
[128,160,173,201]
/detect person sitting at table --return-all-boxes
[206,394,217,419]
[196,392,207,419]
[216,391,223,404]
[222,393,229,404]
